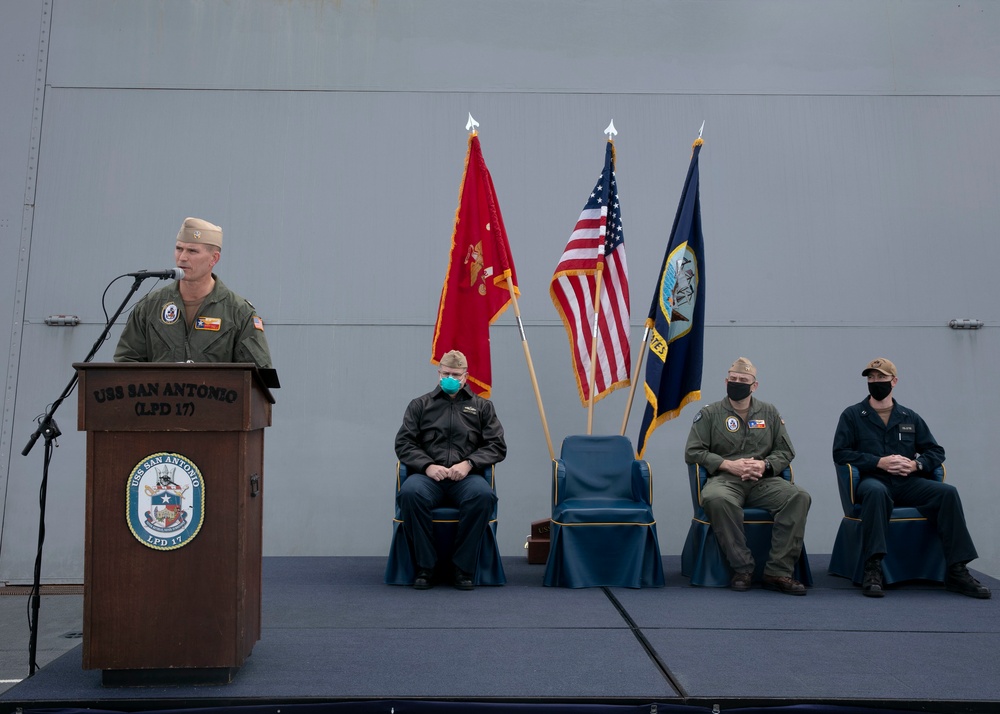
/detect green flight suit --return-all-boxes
[685,397,810,577]
[114,276,272,368]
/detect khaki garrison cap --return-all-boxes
[176,217,222,249]
[440,350,468,370]
[728,357,757,378]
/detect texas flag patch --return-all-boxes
[747,420,767,429]
[195,317,221,331]
[253,316,264,331]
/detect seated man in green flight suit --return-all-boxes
[685,357,811,595]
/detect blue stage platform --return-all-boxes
[1,555,997,714]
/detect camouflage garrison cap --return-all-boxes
[440,350,468,370]
[176,217,222,249]
[863,357,897,377]
[728,357,757,378]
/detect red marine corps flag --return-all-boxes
[431,131,519,398]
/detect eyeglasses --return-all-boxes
[438,370,466,379]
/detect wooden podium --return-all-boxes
[76,362,274,685]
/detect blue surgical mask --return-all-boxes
[440,376,462,395]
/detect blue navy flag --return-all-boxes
[636,139,706,458]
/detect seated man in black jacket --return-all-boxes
[394,350,507,590]
[832,357,990,599]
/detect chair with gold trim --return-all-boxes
[384,462,506,586]
[543,435,664,588]
[828,462,946,584]
[681,462,813,587]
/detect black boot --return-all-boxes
[945,563,991,599]
[862,556,884,598]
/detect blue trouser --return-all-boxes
[857,475,978,566]
[397,472,497,575]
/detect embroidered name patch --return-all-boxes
[126,452,205,551]
[195,317,221,331]
[462,406,478,415]
[748,420,767,429]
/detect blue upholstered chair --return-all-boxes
[681,463,813,587]
[828,463,946,585]
[384,463,506,586]
[543,435,665,588]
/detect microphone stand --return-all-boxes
[21,274,150,676]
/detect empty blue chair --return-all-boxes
[384,462,506,586]
[543,435,664,588]
[828,463,946,584]
[681,463,813,587]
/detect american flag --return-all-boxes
[549,141,630,405]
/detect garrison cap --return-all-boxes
[176,217,222,249]
[440,350,468,370]
[728,357,757,378]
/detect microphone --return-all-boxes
[127,268,185,280]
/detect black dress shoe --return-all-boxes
[762,574,807,595]
[730,572,752,592]
[862,556,885,598]
[414,569,433,590]
[453,569,474,591]
[945,564,992,599]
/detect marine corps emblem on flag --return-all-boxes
[126,452,205,551]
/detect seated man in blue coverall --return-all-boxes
[394,350,507,591]
[832,357,990,599]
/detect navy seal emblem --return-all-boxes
[127,452,205,551]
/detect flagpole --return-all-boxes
[620,324,650,435]
[585,123,620,436]
[585,267,605,435]
[506,281,555,460]
[626,124,704,438]
[466,111,554,460]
